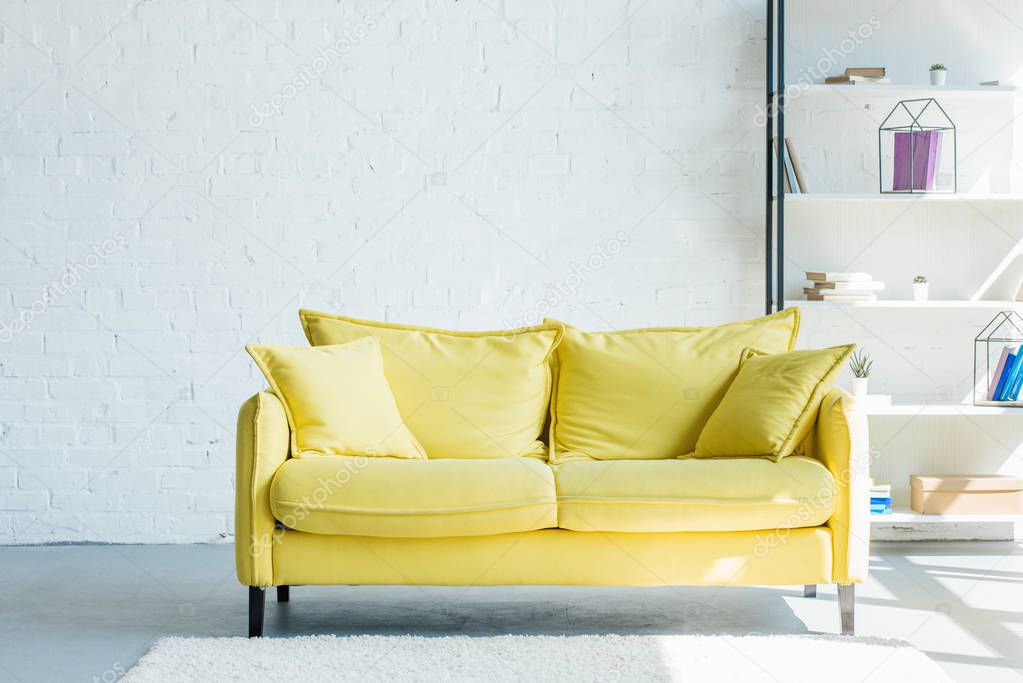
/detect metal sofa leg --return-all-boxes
[277,585,290,602]
[803,584,817,598]
[837,584,855,635]
[249,587,265,638]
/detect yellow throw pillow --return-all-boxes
[246,337,426,459]
[693,344,855,461]
[299,310,563,459]
[547,308,799,462]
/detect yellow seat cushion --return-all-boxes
[300,310,563,459]
[553,456,834,532]
[547,309,799,462]
[694,345,855,460]
[246,338,426,459]
[270,456,558,537]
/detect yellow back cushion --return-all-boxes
[547,308,799,462]
[694,344,854,460]
[246,337,426,459]
[300,310,563,459]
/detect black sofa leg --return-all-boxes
[803,584,817,598]
[277,585,290,602]
[837,583,855,635]
[249,587,265,638]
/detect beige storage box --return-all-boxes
[910,475,1023,515]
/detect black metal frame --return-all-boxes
[765,0,785,314]
[973,311,1023,406]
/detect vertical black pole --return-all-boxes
[776,0,785,311]
[765,0,774,315]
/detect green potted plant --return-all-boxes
[913,275,929,302]
[930,63,947,86]
[849,350,873,398]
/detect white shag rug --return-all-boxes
[123,634,949,682]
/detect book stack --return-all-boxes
[804,272,884,302]
[825,67,890,85]
[870,481,893,515]
[773,137,808,193]
[984,344,1023,403]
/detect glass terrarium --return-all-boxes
[974,311,1023,406]
[878,98,956,194]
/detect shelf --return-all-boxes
[786,299,1021,309]
[863,403,1023,416]
[778,193,1023,202]
[871,509,1023,541]
[974,400,1023,408]
[872,509,1023,524]
[794,84,1018,98]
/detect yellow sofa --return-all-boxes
[236,384,870,637]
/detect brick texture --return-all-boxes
[0,0,767,543]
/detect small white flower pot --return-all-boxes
[913,282,930,302]
[851,377,869,398]
[930,70,947,86]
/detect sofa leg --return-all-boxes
[803,584,817,598]
[837,584,855,635]
[248,587,265,638]
[277,585,290,603]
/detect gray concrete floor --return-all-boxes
[1,542,1021,682]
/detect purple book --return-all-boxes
[925,131,942,190]
[893,131,938,191]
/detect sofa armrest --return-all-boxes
[813,388,871,584]
[235,391,289,587]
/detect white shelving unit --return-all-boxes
[772,0,1023,544]
[772,3,1023,542]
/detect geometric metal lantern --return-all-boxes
[974,311,1023,406]
[879,98,956,194]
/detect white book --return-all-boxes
[804,288,880,297]
[806,272,872,282]
[805,293,878,302]
[815,281,885,291]
[849,75,891,84]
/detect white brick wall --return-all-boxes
[0,0,772,543]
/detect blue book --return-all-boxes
[1008,357,1023,401]
[870,506,893,515]
[996,347,1021,400]
[1002,352,1023,400]
[870,496,892,505]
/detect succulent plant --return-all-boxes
[930,64,946,71]
[913,275,928,284]
[849,350,873,379]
